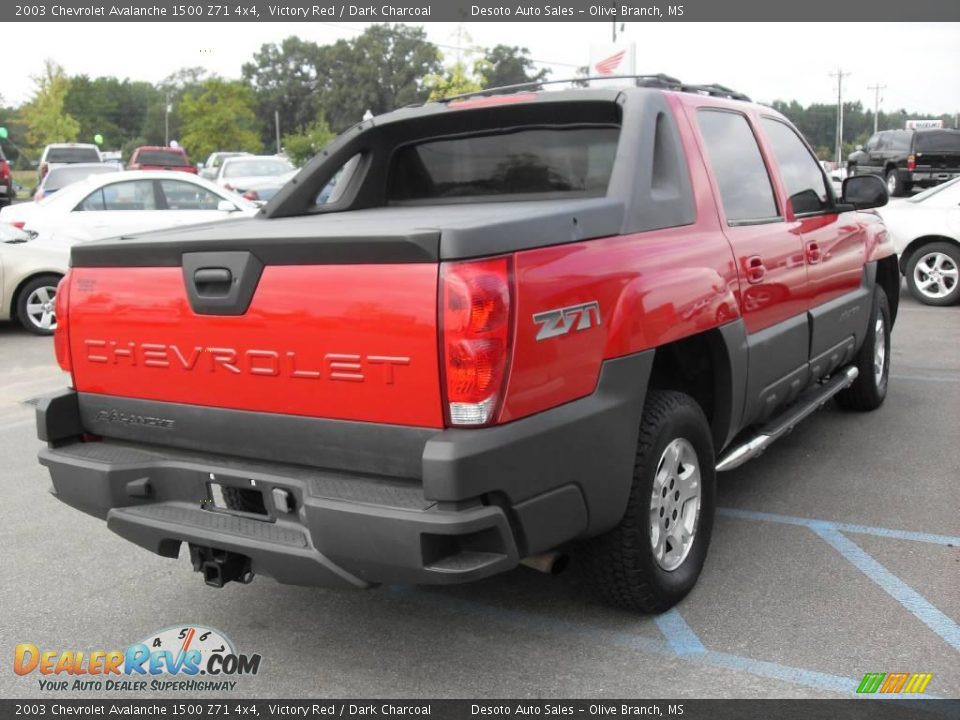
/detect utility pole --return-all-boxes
[829,68,851,166]
[274,110,281,155]
[867,83,887,134]
[164,93,171,146]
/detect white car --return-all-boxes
[214,156,295,195]
[878,177,960,306]
[0,170,258,244]
[0,226,69,335]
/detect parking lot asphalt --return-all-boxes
[0,289,957,701]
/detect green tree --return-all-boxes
[242,36,323,146]
[22,60,79,148]
[315,24,442,132]
[282,117,336,167]
[424,60,482,101]
[179,78,263,162]
[476,45,549,90]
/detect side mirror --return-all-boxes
[216,199,238,212]
[841,175,888,210]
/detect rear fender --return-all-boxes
[603,267,740,359]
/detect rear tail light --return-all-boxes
[53,272,72,376]
[440,257,514,427]
[0,161,9,180]
[242,190,258,201]
[907,155,916,170]
[11,221,25,230]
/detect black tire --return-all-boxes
[886,168,905,197]
[836,287,891,411]
[905,241,960,307]
[15,274,62,336]
[582,390,716,613]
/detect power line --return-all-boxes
[867,83,887,134]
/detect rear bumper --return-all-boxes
[904,169,960,185]
[36,352,651,588]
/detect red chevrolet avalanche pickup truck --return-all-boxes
[37,77,899,612]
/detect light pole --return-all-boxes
[868,83,887,134]
[275,110,281,155]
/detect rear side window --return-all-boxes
[697,110,778,224]
[761,118,831,214]
[47,147,100,163]
[159,180,222,210]
[387,126,619,202]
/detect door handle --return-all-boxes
[805,241,822,264]
[744,256,766,284]
[193,267,233,296]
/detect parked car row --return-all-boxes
[0,170,258,335]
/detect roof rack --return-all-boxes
[437,74,751,104]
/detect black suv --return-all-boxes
[848,128,960,196]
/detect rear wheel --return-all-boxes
[16,274,62,336]
[583,390,715,613]
[837,286,891,411]
[905,242,960,306]
[886,168,906,197]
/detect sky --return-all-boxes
[3,22,959,116]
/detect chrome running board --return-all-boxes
[716,366,859,472]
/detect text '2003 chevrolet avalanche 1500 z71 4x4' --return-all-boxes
[36,76,900,613]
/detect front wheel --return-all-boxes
[906,242,960,306]
[582,390,715,613]
[836,286,891,411]
[16,274,62,336]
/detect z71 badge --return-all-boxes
[533,301,602,341]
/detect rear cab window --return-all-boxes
[136,151,189,166]
[46,147,101,164]
[387,126,619,202]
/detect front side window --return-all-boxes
[79,180,157,211]
[697,110,778,224]
[761,118,832,215]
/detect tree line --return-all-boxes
[0,24,548,168]
[0,23,954,169]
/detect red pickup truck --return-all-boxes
[37,77,899,612]
[127,146,197,173]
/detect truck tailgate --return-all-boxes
[66,262,443,428]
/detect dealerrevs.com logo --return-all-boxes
[14,625,261,693]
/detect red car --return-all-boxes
[37,77,899,612]
[127,146,197,173]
